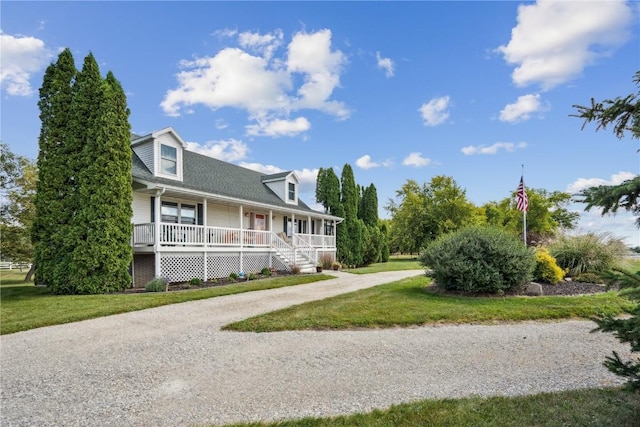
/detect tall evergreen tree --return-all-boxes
[68,68,132,293]
[338,164,363,266]
[33,48,77,289]
[361,184,379,227]
[34,50,133,294]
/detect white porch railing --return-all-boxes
[293,234,335,248]
[132,223,332,250]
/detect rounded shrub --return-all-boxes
[533,247,565,285]
[419,225,535,294]
[189,277,202,286]
[145,277,168,292]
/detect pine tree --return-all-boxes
[574,70,640,389]
[33,48,77,290]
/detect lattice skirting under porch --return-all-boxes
[157,251,290,283]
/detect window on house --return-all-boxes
[160,144,177,175]
[288,182,296,201]
[161,202,179,223]
[160,202,197,224]
[180,204,196,224]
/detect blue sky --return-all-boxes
[2,1,639,245]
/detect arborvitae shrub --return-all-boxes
[534,247,565,285]
[419,225,535,294]
[145,277,168,292]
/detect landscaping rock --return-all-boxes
[524,282,543,296]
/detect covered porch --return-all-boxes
[130,185,340,285]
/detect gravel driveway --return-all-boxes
[1,270,631,427]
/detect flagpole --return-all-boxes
[522,164,527,246]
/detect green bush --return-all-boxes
[145,277,168,292]
[189,277,202,286]
[419,225,535,294]
[549,232,627,276]
[260,267,271,276]
[534,247,565,285]
[573,272,605,284]
[229,272,239,281]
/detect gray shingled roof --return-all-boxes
[132,150,331,216]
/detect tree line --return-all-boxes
[385,175,580,255]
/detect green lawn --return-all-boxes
[0,272,333,335]
[218,387,639,427]
[224,275,630,332]
[343,257,422,274]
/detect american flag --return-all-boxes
[516,176,528,212]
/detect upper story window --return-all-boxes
[288,182,296,202]
[160,144,177,175]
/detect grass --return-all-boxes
[0,272,333,335]
[344,256,422,274]
[218,387,640,427]
[223,275,631,332]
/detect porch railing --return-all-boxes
[134,223,331,249]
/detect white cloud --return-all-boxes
[566,171,636,194]
[238,29,283,60]
[246,116,311,137]
[356,154,392,169]
[162,28,349,135]
[461,141,527,155]
[238,162,284,175]
[287,29,350,119]
[376,51,394,77]
[185,138,249,162]
[419,96,450,126]
[160,47,290,117]
[499,93,548,123]
[356,154,378,169]
[403,152,431,167]
[0,32,52,96]
[293,167,320,193]
[496,0,634,90]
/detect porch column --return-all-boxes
[239,205,244,274]
[153,189,163,278]
[268,210,273,268]
[202,197,208,281]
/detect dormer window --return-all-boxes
[288,182,296,202]
[160,144,177,175]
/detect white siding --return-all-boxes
[132,192,151,224]
[264,180,286,201]
[207,203,241,228]
[132,140,154,172]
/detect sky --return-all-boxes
[2,1,639,246]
